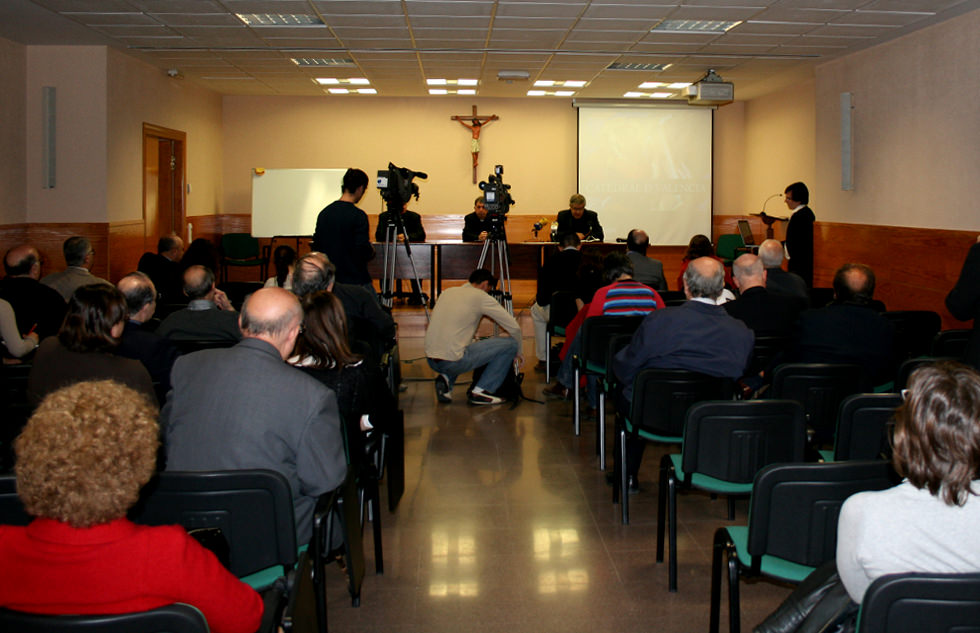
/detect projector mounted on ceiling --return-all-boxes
[686,69,734,106]
[497,70,530,82]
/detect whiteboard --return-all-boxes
[577,106,712,245]
[251,169,347,238]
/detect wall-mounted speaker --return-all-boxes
[42,86,56,189]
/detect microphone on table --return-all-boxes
[615,238,627,243]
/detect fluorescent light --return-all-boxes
[315,78,339,85]
[668,82,692,89]
[458,79,478,86]
[564,80,586,88]
[534,80,555,87]
[458,89,476,95]
[624,92,644,98]
[328,88,349,94]
[555,91,575,97]
[429,89,448,95]
[349,78,369,85]
[527,90,546,96]
[427,78,447,85]
[357,88,377,94]
[651,92,673,98]
[639,81,665,89]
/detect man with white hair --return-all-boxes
[758,238,809,308]
[613,257,754,490]
[724,253,798,338]
[163,287,346,544]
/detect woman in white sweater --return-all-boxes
[837,361,980,602]
[0,298,39,358]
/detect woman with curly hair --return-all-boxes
[0,380,263,633]
[290,290,396,435]
[837,361,980,602]
[27,283,155,405]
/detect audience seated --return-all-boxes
[292,252,395,362]
[675,234,734,291]
[179,238,220,275]
[789,263,896,385]
[0,244,67,339]
[156,266,241,342]
[946,236,980,369]
[837,362,980,603]
[612,257,754,489]
[530,232,586,370]
[27,284,155,405]
[162,287,346,545]
[137,234,185,304]
[0,380,263,633]
[40,236,111,302]
[0,298,38,359]
[290,290,396,434]
[115,272,179,395]
[264,244,296,290]
[724,253,799,338]
[625,229,668,291]
[544,252,663,406]
[758,238,809,310]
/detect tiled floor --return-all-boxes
[324,336,793,633]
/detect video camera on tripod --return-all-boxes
[375,162,430,315]
[377,162,426,206]
[478,165,515,239]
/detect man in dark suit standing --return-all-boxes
[556,193,604,241]
[462,197,494,242]
[783,181,815,287]
[162,287,346,544]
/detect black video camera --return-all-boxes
[377,162,427,206]
[479,165,515,216]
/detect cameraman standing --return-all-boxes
[312,168,375,295]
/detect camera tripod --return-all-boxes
[379,206,429,321]
[476,220,514,316]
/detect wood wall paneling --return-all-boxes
[108,220,146,283]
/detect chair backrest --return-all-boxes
[931,329,972,360]
[630,368,733,437]
[715,234,744,261]
[579,315,644,373]
[128,469,297,578]
[882,310,942,361]
[547,290,579,330]
[809,287,834,308]
[749,335,790,375]
[894,356,956,391]
[746,461,894,572]
[834,393,902,462]
[220,233,260,259]
[681,400,806,483]
[0,474,31,525]
[857,572,980,633]
[605,333,634,388]
[0,604,209,633]
[771,363,868,445]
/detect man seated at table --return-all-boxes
[462,197,493,242]
[556,194,604,242]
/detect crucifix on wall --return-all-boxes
[451,105,498,183]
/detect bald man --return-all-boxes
[0,244,67,338]
[163,287,346,544]
[613,257,754,489]
[156,265,241,342]
[758,238,809,308]
[625,229,667,291]
[115,272,178,395]
[724,253,798,338]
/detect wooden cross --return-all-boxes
[451,105,499,183]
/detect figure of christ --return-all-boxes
[451,105,499,183]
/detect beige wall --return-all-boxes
[814,7,980,231]
[221,97,578,217]
[0,37,27,225]
[712,101,746,215]
[106,48,224,224]
[25,46,107,223]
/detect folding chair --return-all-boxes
[857,572,980,633]
[0,604,208,633]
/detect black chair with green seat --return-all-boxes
[881,310,942,364]
[856,572,980,633]
[658,399,806,592]
[598,332,634,470]
[128,469,297,592]
[572,314,643,446]
[220,233,268,282]
[614,368,733,525]
[931,329,972,360]
[0,604,209,633]
[709,460,896,633]
[823,392,902,463]
[545,290,579,383]
[770,363,868,448]
[893,356,955,391]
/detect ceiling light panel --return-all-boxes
[236,13,324,26]
[652,20,743,33]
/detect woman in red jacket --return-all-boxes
[0,380,263,633]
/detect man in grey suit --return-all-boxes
[162,287,347,544]
[625,229,667,291]
[41,236,111,301]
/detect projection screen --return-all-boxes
[576,105,713,245]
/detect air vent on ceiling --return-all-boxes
[606,62,671,72]
[236,13,324,27]
[292,58,355,67]
[651,19,741,33]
